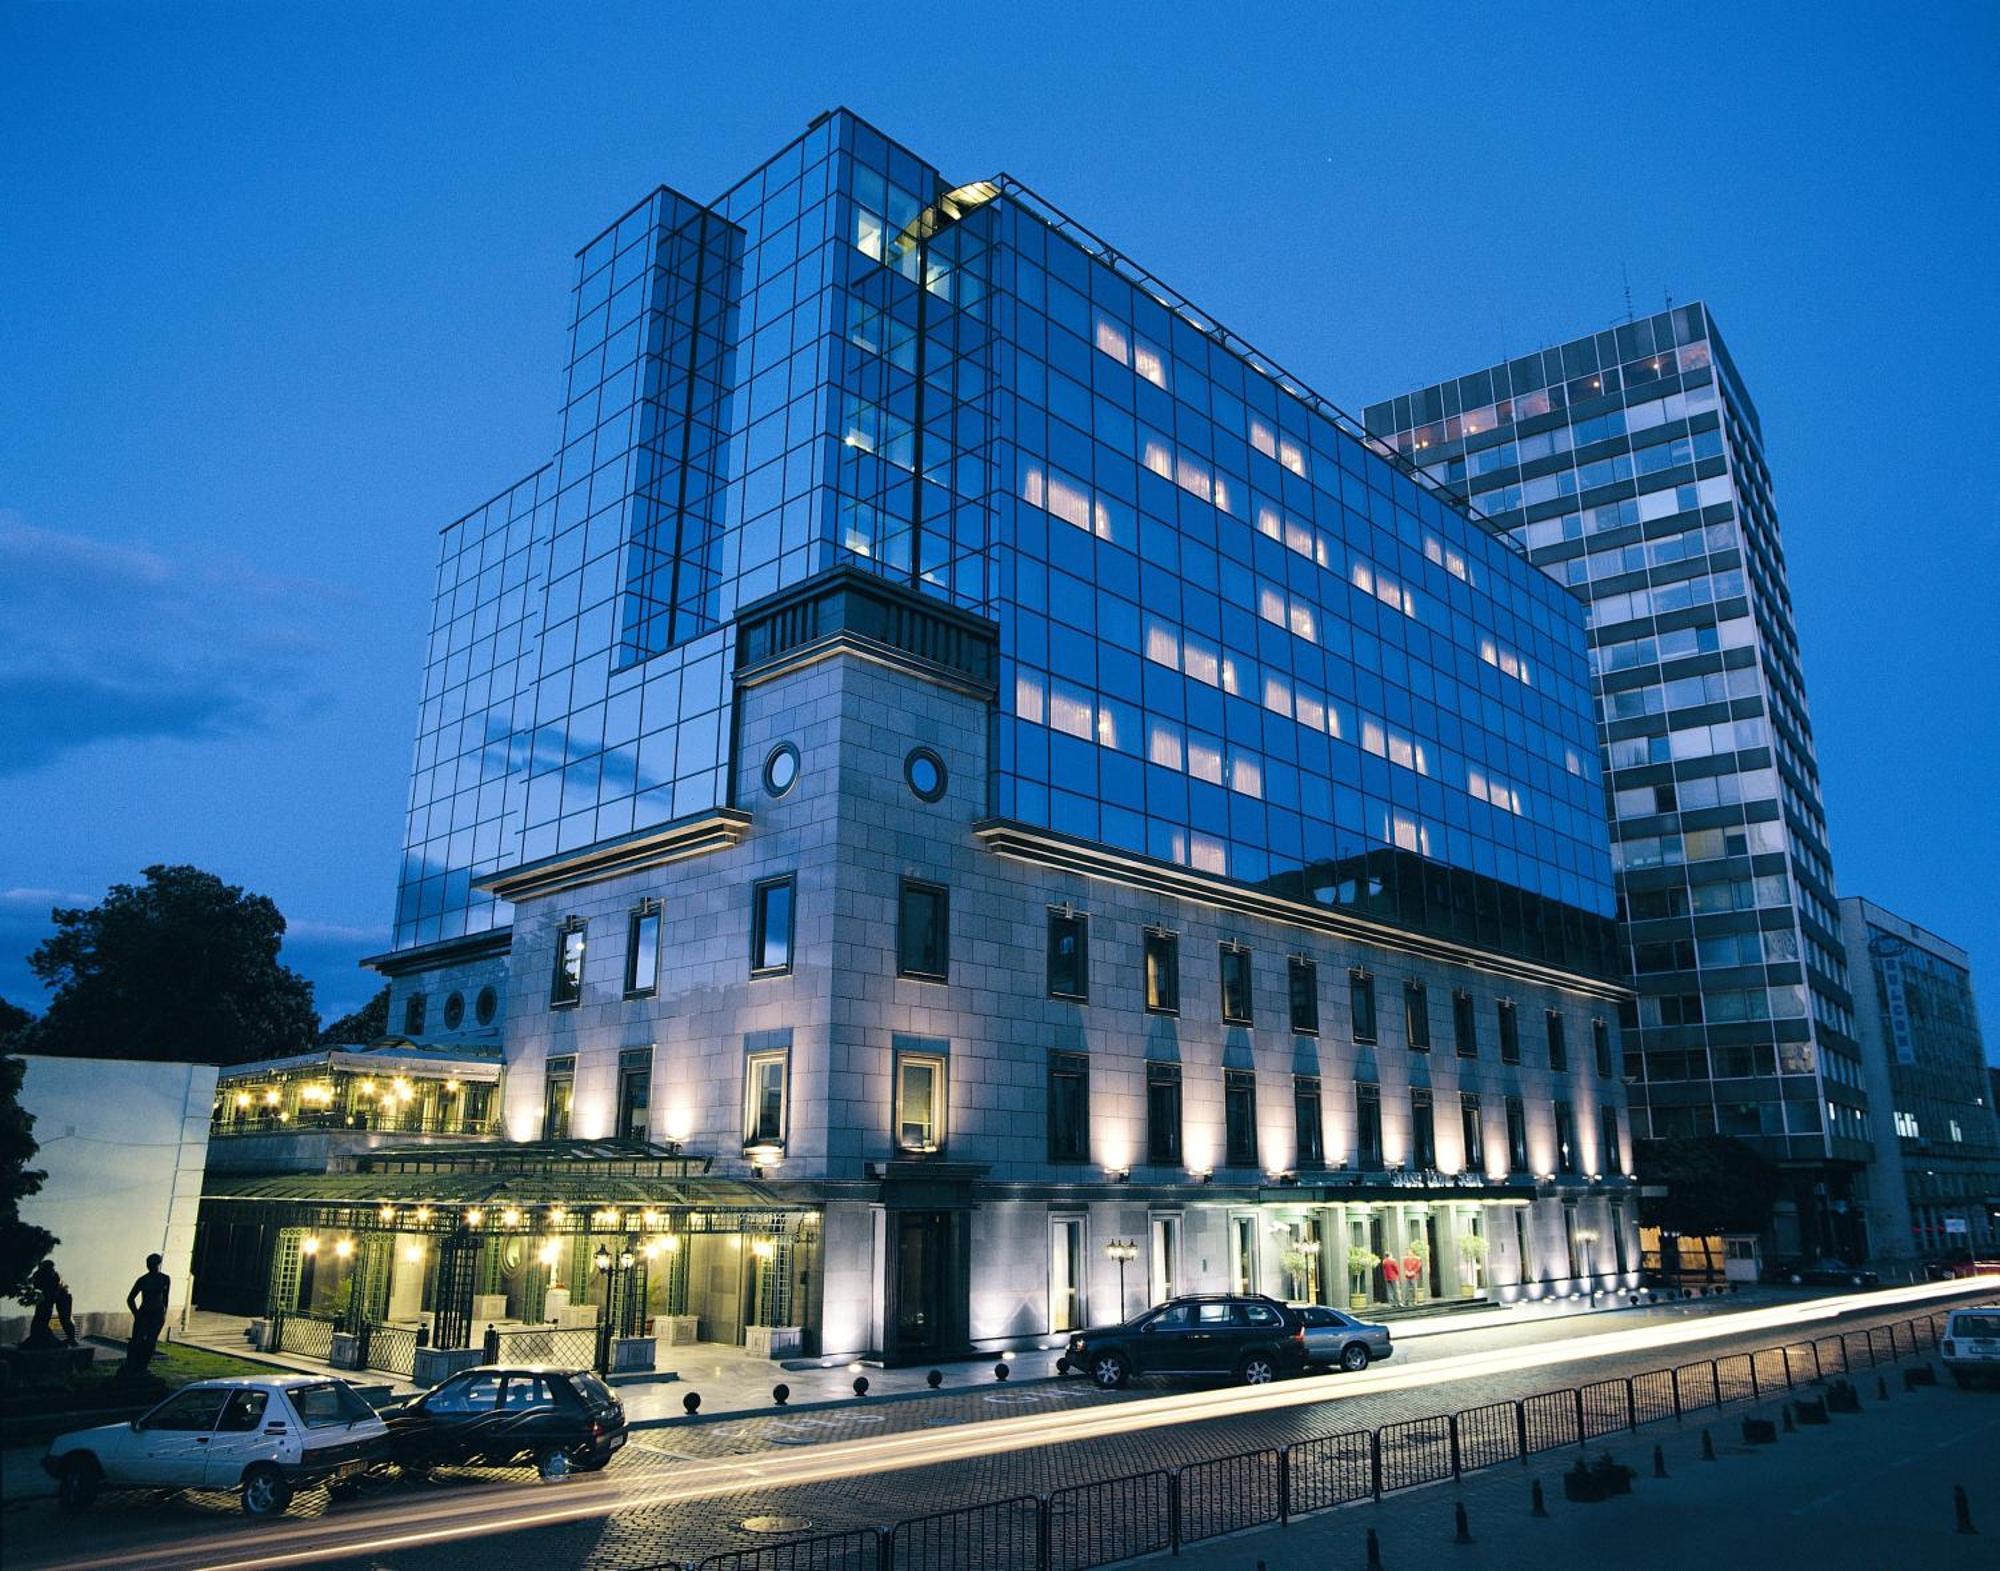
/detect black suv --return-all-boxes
[386,1365,627,1480]
[1063,1295,1308,1389]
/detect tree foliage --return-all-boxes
[26,865,318,1066]
[0,1051,58,1303]
[318,985,389,1045]
[1634,1135,1786,1236]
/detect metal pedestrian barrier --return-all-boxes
[628,1299,1993,1571]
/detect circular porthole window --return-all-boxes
[905,748,947,803]
[442,991,465,1030]
[474,986,498,1026]
[764,743,801,799]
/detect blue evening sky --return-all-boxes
[1,2,1994,1039]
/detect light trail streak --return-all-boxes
[21,1278,1987,1571]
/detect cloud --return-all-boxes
[0,514,351,775]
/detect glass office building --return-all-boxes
[1364,308,1872,1258]
[249,111,1639,1366]
[1840,897,2000,1261]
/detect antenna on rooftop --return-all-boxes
[1621,265,1634,323]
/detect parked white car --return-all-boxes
[1941,1306,2000,1388]
[42,1375,389,1516]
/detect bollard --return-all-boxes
[1653,1444,1668,1478]
[994,1361,1010,1382]
[682,1391,701,1416]
[1877,1374,1890,1401]
[1531,1480,1550,1518]
[1366,1526,1385,1569]
[926,1369,943,1389]
[1700,1428,1716,1462]
[853,1375,870,1397]
[1956,1484,1977,1535]
[1453,1502,1473,1544]
[772,1383,789,1406]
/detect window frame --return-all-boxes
[744,1048,788,1149]
[550,919,586,1009]
[1288,956,1320,1035]
[615,1049,651,1142]
[1505,1095,1528,1173]
[1355,1082,1383,1170]
[1223,1068,1258,1168]
[1554,1099,1577,1173]
[1453,988,1478,1057]
[1047,908,1090,1001]
[894,1048,947,1155]
[1461,1093,1485,1171]
[1592,1018,1614,1078]
[1047,1050,1090,1164]
[1219,942,1255,1026]
[1497,998,1521,1065]
[896,879,950,982]
[543,1055,575,1141]
[1293,1074,1324,1169]
[625,902,661,998]
[1143,926,1180,1015]
[750,875,796,978]
[1546,1009,1568,1072]
[1146,1061,1183,1166]
[1411,1087,1436,1170]
[404,991,427,1036]
[1404,979,1431,1051]
[1349,969,1378,1044]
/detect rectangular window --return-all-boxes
[624,904,660,997]
[1356,1083,1383,1169]
[1506,1096,1528,1172]
[1220,944,1254,1025]
[1405,981,1431,1050]
[1143,927,1180,1013]
[1146,1062,1182,1165]
[1294,1076,1324,1168]
[550,919,586,1008]
[1050,1216,1086,1333]
[1149,1213,1182,1303]
[1498,999,1521,1064]
[1546,1010,1568,1072]
[897,880,949,981]
[1048,1051,1090,1163]
[750,876,794,975]
[616,1049,650,1142]
[1453,990,1478,1057]
[1461,1094,1484,1171]
[543,1055,574,1140]
[1600,1106,1621,1175]
[1224,1069,1258,1168]
[1554,1099,1577,1174]
[1411,1088,1436,1169]
[1593,1019,1613,1078]
[895,1050,946,1154]
[745,1050,787,1146]
[1350,970,1378,1043]
[1048,909,1089,1000]
[1288,957,1319,1034]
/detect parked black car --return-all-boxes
[387,1365,626,1480]
[1771,1257,1880,1288]
[1063,1295,1308,1389]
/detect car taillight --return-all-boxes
[1943,1340,1957,1356]
[1293,1327,1306,1345]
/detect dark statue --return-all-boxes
[124,1253,171,1370]
[21,1259,78,1349]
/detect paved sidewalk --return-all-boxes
[1175,1379,2000,1570]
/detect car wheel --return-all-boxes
[57,1457,100,1514]
[1339,1342,1372,1374]
[1089,1353,1129,1390]
[1237,1354,1279,1386]
[240,1464,294,1518]
[536,1449,572,1482]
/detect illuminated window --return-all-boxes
[745,1051,787,1146]
[895,1050,946,1154]
[1144,928,1180,1014]
[1219,943,1254,1026]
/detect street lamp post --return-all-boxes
[1105,1239,1138,1318]
[593,1241,635,1376]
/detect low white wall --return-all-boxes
[2,1054,217,1343]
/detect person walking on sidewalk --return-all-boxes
[123,1254,171,1371]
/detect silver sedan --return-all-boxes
[1296,1305,1394,1372]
